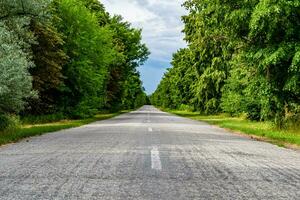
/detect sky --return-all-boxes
[101,0,187,94]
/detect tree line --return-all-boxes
[151,0,300,128]
[0,0,149,130]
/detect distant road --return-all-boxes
[0,106,299,199]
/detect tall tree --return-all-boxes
[153,0,300,127]
[0,23,35,114]
[78,0,149,110]
[54,0,117,118]
[247,0,300,125]
[106,16,149,109]
[0,0,51,114]
[27,15,68,114]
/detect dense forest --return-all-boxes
[151,0,300,128]
[0,0,149,131]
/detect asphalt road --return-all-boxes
[0,105,299,200]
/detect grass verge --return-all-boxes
[166,109,300,149]
[0,112,127,146]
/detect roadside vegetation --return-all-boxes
[0,112,126,146]
[167,109,300,148]
[0,0,149,139]
[151,0,300,145]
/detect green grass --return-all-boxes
[0,112,126,146]
[166,109,300,148]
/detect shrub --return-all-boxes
[21,112,66,125]
[179,104,194,112]
[0,114,20,133]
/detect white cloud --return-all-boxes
[101,0,187,93]
[101,0,157,23]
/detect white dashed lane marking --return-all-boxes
[148,127,153,132]
[151,146,162,170]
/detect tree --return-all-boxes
[1,0,149,122]
[248,0,300,125]
[0,0,51,114]
[78,0,150,110]
[106,16,149,110]
[54,0,117,118]
[26,16,68,115]
[122,72,148,109]
[153,0,300,128]
[0,23,35,114]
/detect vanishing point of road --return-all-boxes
[0,106,299,199]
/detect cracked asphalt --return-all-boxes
[0,105,299,199]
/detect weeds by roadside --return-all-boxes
[166,109,300,149]
[0,112,126,146]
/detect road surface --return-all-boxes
[0,106,299,199]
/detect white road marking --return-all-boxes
[148,127,153,132]
[151,146,162,170]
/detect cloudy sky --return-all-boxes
[101,0,187,94]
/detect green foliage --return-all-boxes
[21,112,65,124]
[105,16,150,110]
[152,0,235,113]
[0,18,35,114]
[169,110,300,147]
[151,48,197,110]
[223,0,300,124]
[0,112,121,146]
[27,18,68,115]
[0,114,20,133]
[122,72,148,109]
[152,0,300,128]
[51,0,149,116]
[54,0,116,117]
[1,0,148,127]
[0,0,52,115]
[246,0,300,126]
[0,115,11,131]
[0,0,52,129]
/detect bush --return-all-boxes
[221,92,244,116]
[285,114,300,130]
[21,112,66,125]
[0,114,20,133]
[71,100,99,119]
[245,102,261,121]
[178,104,194,112]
